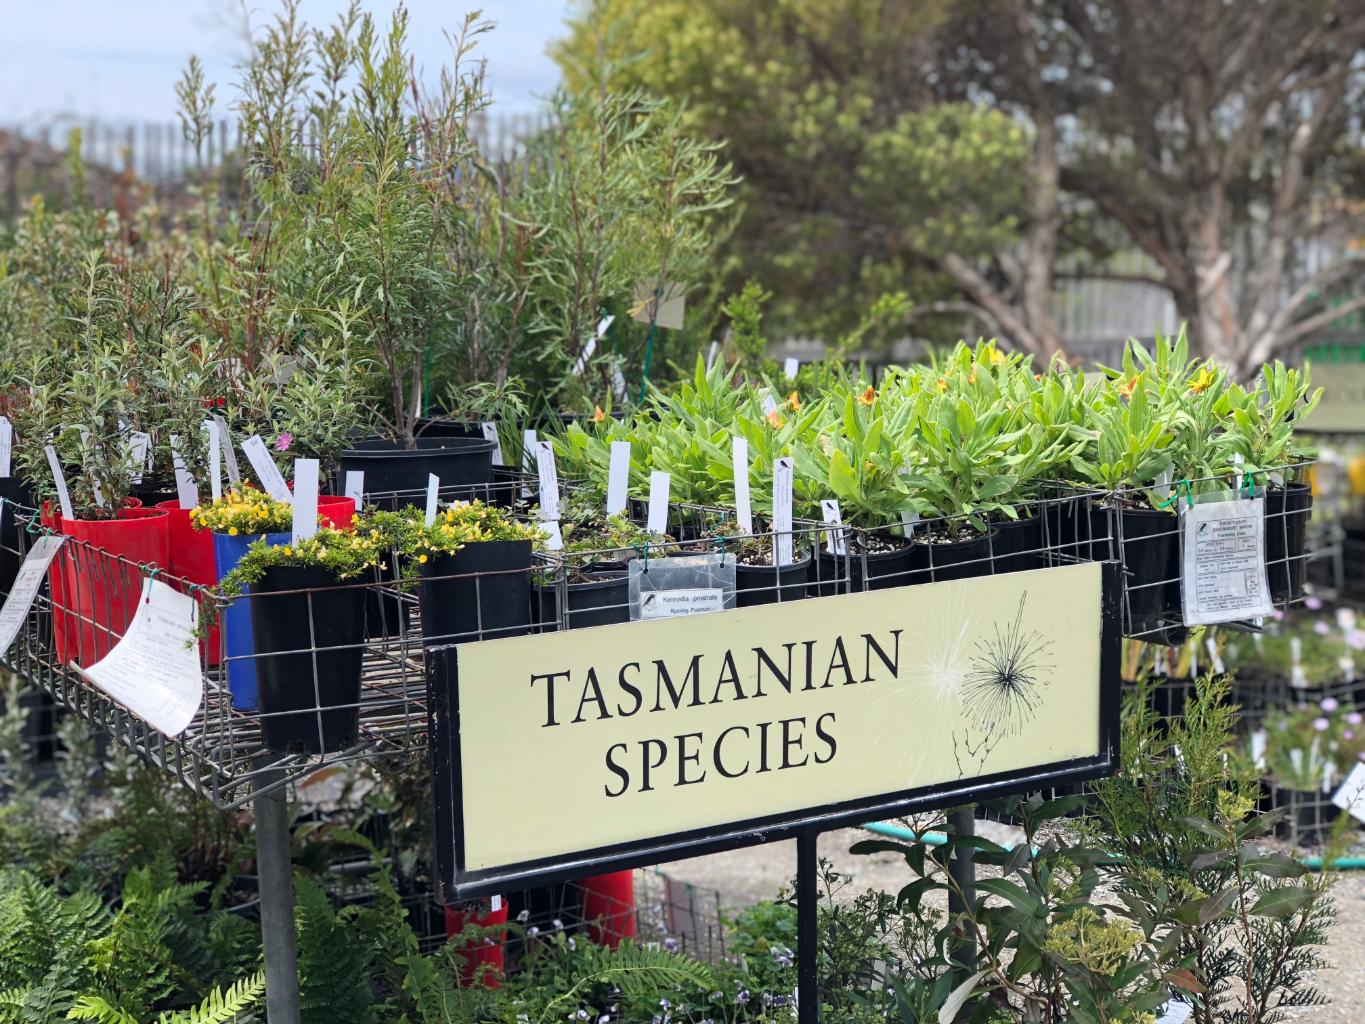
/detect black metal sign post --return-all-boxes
[428,563,1123,1021]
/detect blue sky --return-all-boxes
[0,1,571,126]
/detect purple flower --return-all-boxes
[274,431,293,452]
[1321,697,1340,713]
[1314,717,1331,732]
[1271,609,1285,621]
[1345,730,1355,741]
[1306,595,1324,610]
[1348,630,1365,652]
[1348,712,1362,726]
[1314,620,1332,636]
[1359,751,1365,762]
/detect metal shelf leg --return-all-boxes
[254,762,301,1024]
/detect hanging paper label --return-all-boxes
[45,445,74,520]
[480,423,505,466]
[773,457,794,567]
[535,442,560,522]
[0,535,66,657]
[241,436,292,503]
[169,435,199,510]
[647,471,670,536]
[213,415,242,486]
[1180,497,1273,626]
[0,416,11,477]
[783,357,799,380]
[521,430,537,498]
[203,421,222,502]
[291,459,320,544]
[1332,762,1365,823]
[127,431,151,485]
[424,474,440,527]
[80,578,204,737]
[732,437,753,535]
[606,441,631,517]
[821,499,846,556]
[344,470,365,512]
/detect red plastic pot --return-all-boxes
[443,900,508,988]
[156,501,221,665]
[48,505,170,666]
[580,871,637,948]
[317,495,356,530]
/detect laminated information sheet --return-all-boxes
[0,535,65,657]
[80,578,204,737]
[1180,497,1273,626]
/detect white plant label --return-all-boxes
[521,429,537,498]
[572,315,614,375]
[647,471,671,535]
[241,435,292,503]
[202,421,222,502]
[344,470,365,512]
[80,578,203,738]
[212,415,242,487]
[900,509,921,540]
[291,459,320,544]
[1180,497,1273,626]
[127,431,151,485]
[0,415,11,477]
[640,588,725,620]
[1204,635,1225,675]
[761,390,779,416]
[773,457,794,567]
[732,437,753,535]
[44,445,74,520]
[540,519,564,552]
[783,357,799,380]
[424,474,440,527]
[480,422,505,466]
[1290,636,1302,665]
[1340,655,1356,683]
[0,535,65,657]
[821,499,847,556]
[490,895,503,913]
[1250,728,1267,770]
[706,340,720,371]
[1153,466,1172,503]
[1331,762,1365,824]
[535,441,560,522]
[1156,1001,1193,1024]
[1338,607,1357,632]
[606,441,631,517]
[169,435,199,510]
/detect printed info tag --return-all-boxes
[606,441,631,517]
[80,578,203,737]
[0,535,65,658]
[1332,762,1365,824]
[291,459,320,544]
[821,499,846,556]
[647,471,671,535]
[480,422,505,466]
[1181,496,1273,626]
[773,457,794,567]
[45,445,74,520]
[640,588,725,619]
[241,436,292,503]
[212,415,242,487]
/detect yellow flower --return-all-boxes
[858,385,877,406]
[1188,366,1217,394]
[967,371,977,385]
[228,527,238,536]
[418,553,428,564]
[283,546,292,556]
[1117,375,1139,398]
[986,347,1006,366]
[591,405,606,423]
[936,377,949,392]
[786,391,801,412]
[766,409,786,429]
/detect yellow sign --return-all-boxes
[455,562,1105,872]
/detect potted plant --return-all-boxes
[1213,362,1322,603]
[536,509,659,630]
[215,526,381,754]
[10,344,170,666]
[1263,700,1351,846]
[702,519,811,606]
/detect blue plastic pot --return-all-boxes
[213,530,290,710]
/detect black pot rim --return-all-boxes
[535,563,629,591]
[341,436,496,458]
[736,546,813,571]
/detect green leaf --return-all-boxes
[1249,885,1317,918]
[974,877,1045,917]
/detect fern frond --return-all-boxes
[65,994,139,1024]
[155,971,264,1024]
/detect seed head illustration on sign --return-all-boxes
[437,562,1111,885]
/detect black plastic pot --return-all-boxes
[0,478,35,601]
[131,477,179,508]
[991,515,1042,574]
[810,541,916,596]
[1273,785,1340,847]
[913,530,997,583]
[736,547,811,607]
[1265,483,1311,604]
[338,436,496,507]
[418,540,533,645]
[536,564,630,630]
[1095,504,1181,637]
[415,416,485,441]
[250,564,366,755]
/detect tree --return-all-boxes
[553,0,1054,353]
[937,0,1365,373]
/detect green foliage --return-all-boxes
[66,973,264,1024]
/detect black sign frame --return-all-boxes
[428,561,1123,903]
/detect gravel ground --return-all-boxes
[653,825,1365,1019]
